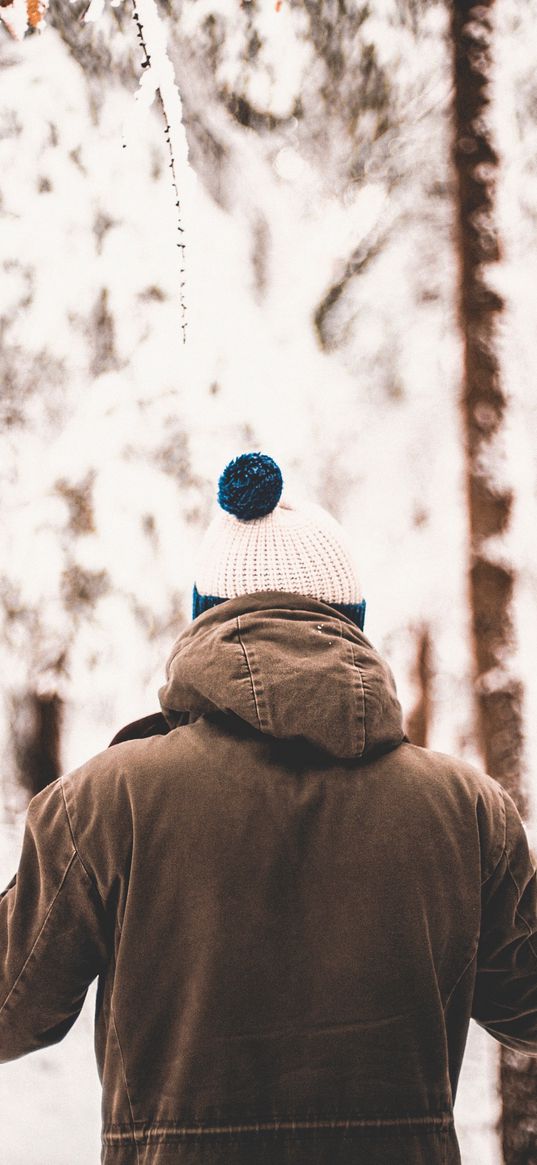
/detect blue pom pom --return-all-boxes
[218,453,283,520]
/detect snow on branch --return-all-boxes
[128,0,190,344]
[0,0,191,344]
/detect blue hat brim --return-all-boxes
[192,585,366,631]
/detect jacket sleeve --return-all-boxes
[471,785,537,1055]
[0,777,108,1063]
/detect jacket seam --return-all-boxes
[480,846,507,890]
[349,638,366,756]
[103,1114,454,1142]
[236,616,264,731]
[61,778,137,1152]
[0,850,77,1016]
[504,851,537,966]
[443,938,478,1012]
[480,786,507,886]
[110,1000,140,1163]
[60,777,107,912]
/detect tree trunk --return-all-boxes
[450,2,536,1161]
[406,627,432,749]
[10,689,64,798]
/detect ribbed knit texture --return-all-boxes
[194,499,362,605]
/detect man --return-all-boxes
[1,451,537,1165]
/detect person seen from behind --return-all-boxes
[1,451,537,1165]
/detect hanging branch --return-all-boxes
[130,0,189,344]
[1,0,191,342]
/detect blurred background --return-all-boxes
[1,0,537,1160]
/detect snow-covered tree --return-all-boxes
[450,0,537,1156]
[2,3,537,1156]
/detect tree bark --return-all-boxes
[11,689,64,798]
[406,628,432,749]
[450,2,536,1161]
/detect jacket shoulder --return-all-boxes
[398,743,507,883]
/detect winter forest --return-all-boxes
[1,0,537,1161]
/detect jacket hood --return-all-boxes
[158,591,404,761]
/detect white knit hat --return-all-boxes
[193,453,365,624]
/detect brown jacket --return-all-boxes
[1,590,537,1165]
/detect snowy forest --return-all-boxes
[1,0,537,1161]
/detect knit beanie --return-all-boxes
[192,453,366,630]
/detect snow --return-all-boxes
[1,0,536,1160]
